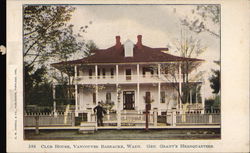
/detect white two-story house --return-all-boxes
[52,35,205,119]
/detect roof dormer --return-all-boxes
[124,39,134,57]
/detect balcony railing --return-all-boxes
[74,74,179,84]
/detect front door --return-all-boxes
[123,91,135,110]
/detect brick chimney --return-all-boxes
[136,35,142,49]
[115,36,121,49]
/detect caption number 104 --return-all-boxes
[28,144,36,148]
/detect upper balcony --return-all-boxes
[74,74,176,85]
[72,64,203,85]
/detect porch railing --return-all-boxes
[74,74,177,84]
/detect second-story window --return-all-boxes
[102,68,106,78]
[89,69,92,79]
[110,68,114,78]
[151,68,154,76]
[143,67,154,77]
[126,69,132,80]
[142,67,146,77]
[97,68,100,79]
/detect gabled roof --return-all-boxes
[51,35,203,67]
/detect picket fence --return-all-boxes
[24,111,220,127]
[24,112,74,127]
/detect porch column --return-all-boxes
[158,83,161,112]
[116,84,121,128]
[74,65,78,117]
[178,63,182,111]
[201,83,205,114]
[189,90,192,105]
[95,84,98,103]
[95,65,98,82]
[116,64,119,83]
[95,65,99,104]
[136,64,140,111]
[158,63,161,78]
[196,85,198,104]
[137,64,139,82]
[52,84,57,116]
[137,83,140,111]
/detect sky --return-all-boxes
[67,5,220,98]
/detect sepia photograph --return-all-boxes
[23,4,221,140]
[7,0,250,152]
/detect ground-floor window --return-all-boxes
[160,91,166,103]
[106,92,111,103]
[93,92,96,104]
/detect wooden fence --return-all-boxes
[24,112,74,127]
[90,113,154,125]
[24,111,220,127]
[176,113,220,125]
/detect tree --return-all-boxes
[209,61,220,94]
[48,25,85,105]
[24,5,77,67]
[161,31,206,106]
[204,61,220,112]
[180,5,220,38]
[25,64,53,108]
[24,5,92,109]
[83,40,98,57]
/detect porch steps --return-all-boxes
[78,122,97,134]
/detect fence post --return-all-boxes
[209,114,213,124]
[35,116,39,135]
[172,109,176,127]
[71,112,75,126]
[87,108,92,122]
[166,110,168,126]
[153,108,157,127]
[107,110,110,121]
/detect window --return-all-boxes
[110,68,114,78]
[125,69,132,80]
[93,93,96,104]
[97,68,100,79]
[89,69,92,79]
[106,92,111,103]
[145,92,151,102]
[142,67,146,77]
[160,91,166,103]
[102,68,106,78]
[77,68,80,76]
[143,67,154,77]
[164,68,168,74]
